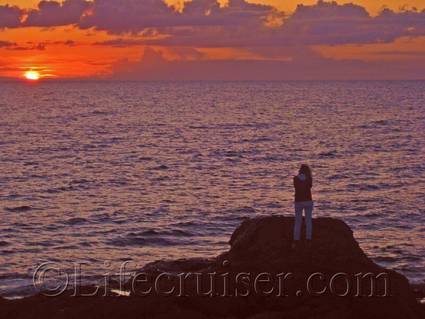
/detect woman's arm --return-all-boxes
[294,176,299,188]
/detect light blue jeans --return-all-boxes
[293,201,313,241]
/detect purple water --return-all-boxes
[0,81,424,297]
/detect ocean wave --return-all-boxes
[127,228,196,237]
[108,236,178,247]
[0,241,10,247]
[224,207,256,215]
[64,217,88,225]
[4,206,33,213]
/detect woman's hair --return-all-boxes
[299,164,312,179]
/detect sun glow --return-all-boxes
[24,71,40,81]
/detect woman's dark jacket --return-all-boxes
[294,175,313,202]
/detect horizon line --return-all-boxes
[2,78,425,83]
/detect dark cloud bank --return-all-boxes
[2,0,425,45]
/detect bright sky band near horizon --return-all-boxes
[1,0,425,80]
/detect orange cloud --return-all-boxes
[0,26,142,79]
[314,36,425,61]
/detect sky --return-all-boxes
[1,0,425,80]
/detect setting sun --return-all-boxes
[24,71,40,81]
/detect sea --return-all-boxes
[0,81,424,297]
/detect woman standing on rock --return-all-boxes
[293,164,313,247]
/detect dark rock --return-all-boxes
[0,216,423,319]
[141,257,214,274]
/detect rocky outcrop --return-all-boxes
[1,216,423,319]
